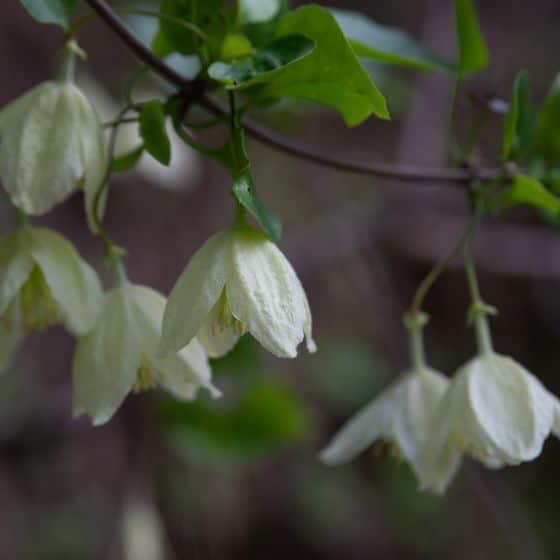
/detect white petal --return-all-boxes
[129,285,219,398]
[29,228,102,335]
[72,288,140,425]
[160,231,229,355]
[0,228,34,315]
[227,229,307,358]
[0,83,84,215]
[466,354,554,464]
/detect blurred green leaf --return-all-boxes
[220,33,254,60]
[502,71,533,160]
[111,145,144,172]
[208,34,314,86]
[454,0,489,76]
[244,0,290,47]
[238,0,280,25]
[19,0,76,28]
[232,170,282,243]
[161,379,310,465]
[232,5,389,126]
[533,74,560,164]
[330,8,452,72]
[497,174,560,214]
[139,101,171,165]
[156,0,226,57]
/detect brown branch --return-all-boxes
[81,0,500,185]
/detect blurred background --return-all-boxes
[1,0,560,558]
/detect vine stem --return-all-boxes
[81,0,501,186]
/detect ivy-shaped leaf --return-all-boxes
[330,8,453,73]
[454,0,489,76]
[232,170,282,243]
[533,74,560,164]
[208,34,314,87]
[502,71,532,160]
[223,5,389,126]
[139,101,171,165]
[19,0,76,28]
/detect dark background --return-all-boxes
[1,1,560,558]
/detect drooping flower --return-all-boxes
[160,224,316,359]
[73,283,219,426]
[421,352,560,495]
[0,226,102,371]
[320,368,449,478]
[0,71,106,225]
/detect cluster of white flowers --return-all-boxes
[320,311,560,494]
[0,47,316,426]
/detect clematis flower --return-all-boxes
[0,67,106,225]
[73,283,219,426]
[421,352,560,495]
[320,367,449,479]
[160,225,316,359]
[0,226,102,371]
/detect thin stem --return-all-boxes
[409,327,427,371]
[81,0,501,187]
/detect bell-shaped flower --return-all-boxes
[160,225,316,359]
[0,74,106,224]
[320,367,449,479]
[0,226,102,371]
[73,283,220,426]
[421,351,560,495]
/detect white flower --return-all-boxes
[0,80,106,226]
[0,226,102,371]
[73,283,219,426]
[160,225,316,359]
[319,367,449,479]
[421,352,560,495]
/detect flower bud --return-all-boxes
[73,283,219,425]
[421,352,560,495]
[160,225,316,359]
[320,367,449,481]
[0,79,106,224]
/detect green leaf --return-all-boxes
[502,71,532,160]
[238,0,280,25]
[208,34,314,86]
[19,0,76,28]
[226,5,389,125]
[330,8,453,73]
[244,0,291,48]
[139,101,171,165]
[454,0,489,76]
[232,170,282,243]
[220,33,254,60]
[157,0,225,57]
[533,74,560,164]
[499,174,560,214]
[111,146,144,172]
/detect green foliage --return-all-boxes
[238,0,281,25]
[139,101,171,165]
[497,174,560,214]
[229,5,389,126]
[454,0,489,76]
[208,34,314,86]
[19,0,76,28]
[331,8,453,73]
[111,145,144,172]
[243,0,291,47]
[156,0,227,58]
[502,71,533,160]
[233,170,282,243]
[533,74,560,164]
[160,379,310,465]
[220,33,254,60]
